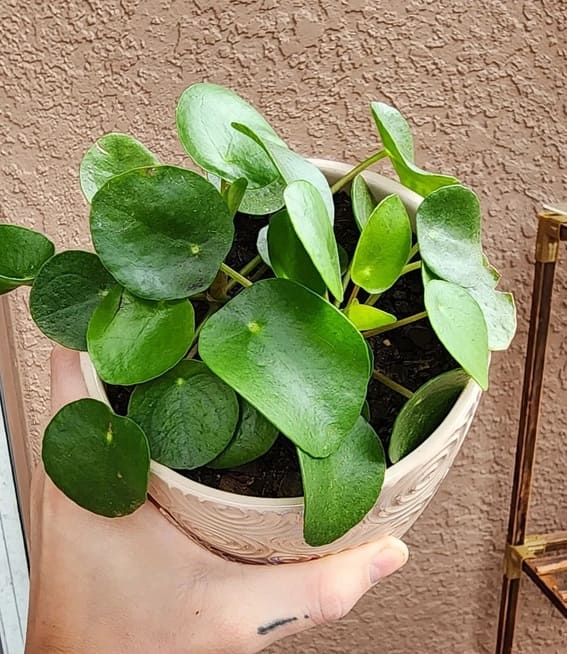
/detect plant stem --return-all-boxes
[346,284,360,308]
[372,370,413,399]
[401,260,421,275]
[407,242,420,261]
[226,255,262,292]
[365,293,380,306]
[330,149,388,194]
[335,267,352,307]
[220,263,253,288]
[250,263,268,282]
[364,310,428,338]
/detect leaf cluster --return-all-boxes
[0,84,516,545]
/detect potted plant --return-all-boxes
[0,83,516,563]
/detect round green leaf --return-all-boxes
[42,398,150,517]
[209,398,279,469]
[128,360,238,469]
[466,284,516,351]
[256,225,271,267]
[284,180,343,301]
[424,279,489,390]
[416,185,484,287]
[371,102,458,196]
[30,251,116,350]
[199,278,371,458]
[176,83,284,189]
[351,194,411,294]
[267,211,326,295]
[87,286,194,385]
[232,122,335,222]
[0,225,54,294]
[79,133,159,203]
[90,165,234,301]
[389,369,470,463]
[239,176,286,215]
[298,416,386,546]
[345,299,396,331]
[351,174,376,231]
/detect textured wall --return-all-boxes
[1,0,566,652]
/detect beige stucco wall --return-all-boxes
[1,0,566,652]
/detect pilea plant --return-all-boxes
[0,83,516,546]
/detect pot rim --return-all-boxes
[79,157,483,511]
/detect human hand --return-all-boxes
[26,347,408,654]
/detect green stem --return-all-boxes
[407,243,420,261]
[220,263,253,288]
[335,267,352,307]
[372,370,413,399]
[330,149,388,194]
[226,255,262,292]
[401,260,421,275]
[364,310,428,338]
[365,293,380,306]
[250,263,268,282]
[346,284,360,308]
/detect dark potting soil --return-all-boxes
[104,192,456,499]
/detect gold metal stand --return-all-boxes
[495,204,567,653]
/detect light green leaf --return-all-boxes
[345,299,396,331]
[239,176,286,215]
[351,194,412,294]
[298,416,386,546]
[371,102,458,196]
[466,283,516,351]
[424,279,489,390]
[176,82,284,189]
[267,210,326,295]
[389,369,470,463]
[43,398,149,517]
[351,174,376,231]
[209,398,279,469]
[87,286,194,385]
[199,278,371,458]
[79,133,159,202]
[30,251,116,350]
[0,225,54,295]
[416,185,484,287]
[90,166,234,301]
[284,180,343,300]
[223,177,248,218]
[256,225,271,267]
[128,360,238,469]
[232,122,334,222]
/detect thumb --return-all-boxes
[220,536,408,652]
[50,346,89,412]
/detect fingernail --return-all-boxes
[370,540,409,584]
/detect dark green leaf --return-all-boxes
[267,210,326,295]
[351,174,376,231]
[128,360,238,469]
[389,369,470,463]
[223,178,248,218]
[298,416,386,546]
[199,278,371,458]
[416,185,484,286]
[351,194,412,294]
[176,83,283,189]
[87,286,194,385]
[90,166,234,301]
[284,180,343,300]
[209,398,279,469]
[30,251,116,350]
[42,398,149,517]
[232,122,334,222]
[338,244,349,274]
[371,102,458,196]
[79,133,159,202]
[345,299,396,331]
[0,225,54,295]
[424,279,489,390]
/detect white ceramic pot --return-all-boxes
[79,160,482,564]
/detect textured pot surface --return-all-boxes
[80,160,482,564]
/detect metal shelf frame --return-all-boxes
[495,204,567,653]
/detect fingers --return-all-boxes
[216,536,409,653]
[50,346,89,413]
